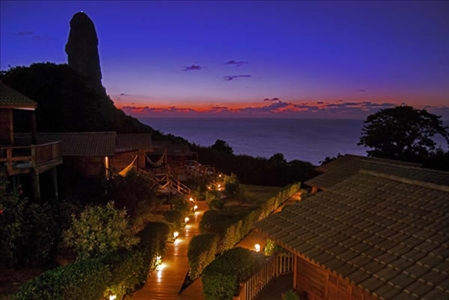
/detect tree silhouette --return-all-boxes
[211,139,234,155]
[358,106,449,163]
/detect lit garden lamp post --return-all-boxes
[173,231,179,240]
[185,217,189,224]
[193,205,198,212]
[255,244,261,252]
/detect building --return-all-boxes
[0,82,62,200]
[256,157,449,299]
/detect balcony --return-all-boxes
[0,141,63,176]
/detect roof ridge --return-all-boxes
[345,154,422,168]
[359,169,449,192]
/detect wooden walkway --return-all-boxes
[179,190,302,300]
[131,201,207,300]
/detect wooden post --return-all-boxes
[293,254,297,290]
[32,171,41,201]
[31,110,37,145]
[52,167,59,201]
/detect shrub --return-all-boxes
[14,257,110,300]
[199,183,301,254]
[14,222,170,300]
[187,233,219,280]
[283,290,300,300]
[162,209,184,229]
[209,199,224,211]
[62,202,139,260]
[202,247,265,300]
[0,178,59,267]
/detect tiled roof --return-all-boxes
[152,141,193,155]
[0,81,38,109]
[256,171,449,299]
[306,158,449,189]
[116,134,153,152]
[15,132,116,156]
[314,154,421,173]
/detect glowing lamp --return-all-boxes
[109,295,117,300]
[185,217,190,224]
[255,244,261,252]
[189,197,194,202]
[218,184,221,188]
[173,231,179,238]
[194,205,198,211]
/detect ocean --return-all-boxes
[141,118,369,165]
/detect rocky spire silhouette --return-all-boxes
[65,12,103,91]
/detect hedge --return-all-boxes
[202,247,265,300]
[200,182,300,253]
[14,258,110,300]
[187,183,300,281]
[187,233,219,280]
[14,222,170,300]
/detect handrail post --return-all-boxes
[7,148,13,174]
[31,145,36,169]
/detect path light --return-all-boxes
[109,295,117,300]
[185,217,189,224]
[173,231,179,239]
[189,197,194,202]
[193,205,198,211]
[255,244,261,252]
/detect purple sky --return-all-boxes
[1,1,448,119]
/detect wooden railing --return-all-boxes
[234,252,294,300]
[0,141,61,175]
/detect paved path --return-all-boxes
[179,190,302,300]
[131,201,207,300]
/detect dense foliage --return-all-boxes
[187,233,219,280]
[358,105,449,163]
[199,183,300,252]
[187,183,299,280]
[194,144,316,186]
[62,202,139,259]
[0,63,160,135]
[108,169,161,224]
[0,179,59,267]
[202,247,265,300]
[15,222,169,300]
[14,258,110,300]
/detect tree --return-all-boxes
[211,139,234,155]
[358,106,449,163]
[62,202,139,259]
[109,169,161,221]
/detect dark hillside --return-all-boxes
[1,63,162,136]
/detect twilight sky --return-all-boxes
[1,1,449,119]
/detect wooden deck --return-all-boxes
[131,201,208,300]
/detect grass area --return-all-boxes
[223,184,282,209]
[241,184,281,204]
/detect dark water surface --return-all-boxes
[142,118,370,165]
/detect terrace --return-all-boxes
[0,141,62,176]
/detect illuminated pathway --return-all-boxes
[179,190,303,300]
[131,201,207,300]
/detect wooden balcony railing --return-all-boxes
[0,141,62,175]
[234,252,294,300]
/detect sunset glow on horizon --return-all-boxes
[1,1,448,119]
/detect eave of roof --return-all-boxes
[0,81,38,109]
